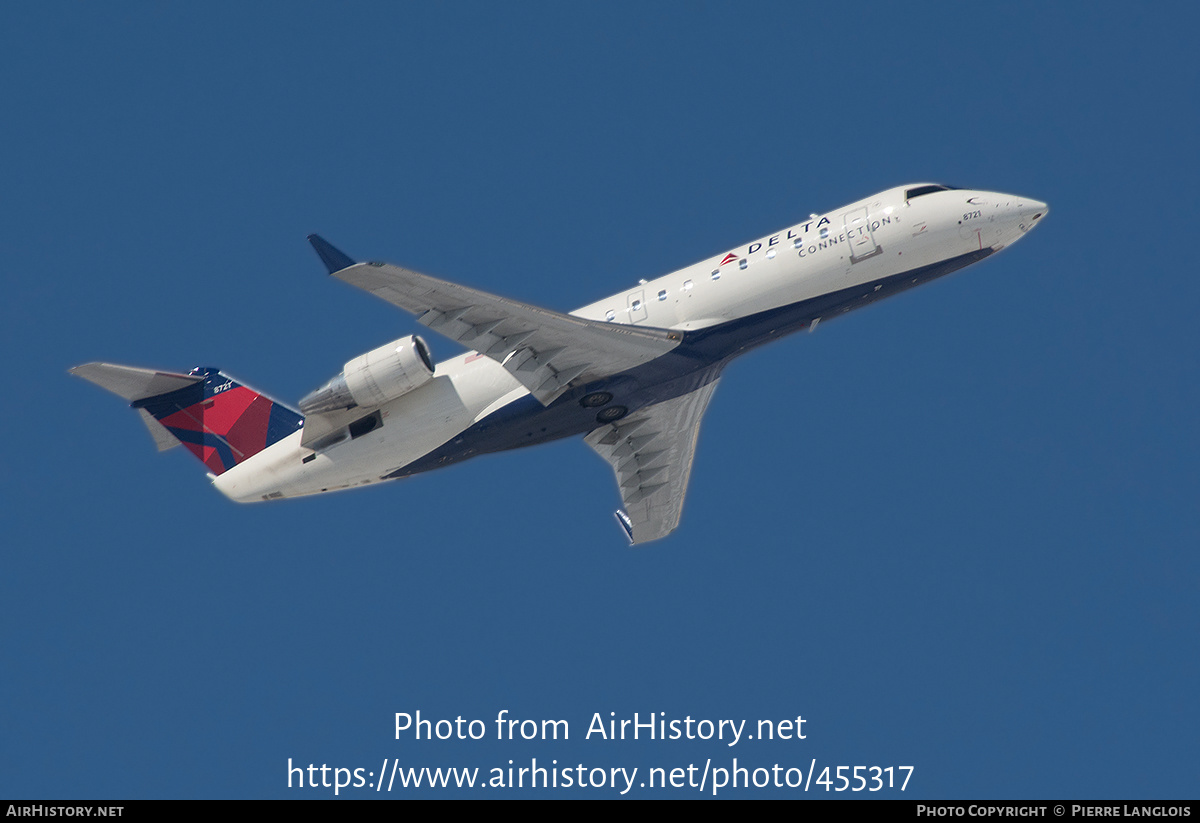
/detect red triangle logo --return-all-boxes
[720,252,737,266]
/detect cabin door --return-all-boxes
[843,207,882,263]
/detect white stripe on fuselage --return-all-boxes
[213,185,1042,502]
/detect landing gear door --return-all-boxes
[844,207,883,264]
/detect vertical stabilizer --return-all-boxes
[70,363,303,475]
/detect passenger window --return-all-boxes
[605,310,615,322]
[657,290,667,301]
[711,269,720,280]
[793,238,802,249]
[819,228,828,239]
[631,299,641,311]
[766,249,776,259]
[683,280,693,290]
[738,259,748,270]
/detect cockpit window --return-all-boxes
[905,184,960,200]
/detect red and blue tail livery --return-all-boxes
[70,363,302,476]
[136,368,303,475]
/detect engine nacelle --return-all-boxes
[299,335,435,415]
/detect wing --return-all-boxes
[309,235,682,406]
[584,376,720,545]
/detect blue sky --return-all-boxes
[3,2,1197,799]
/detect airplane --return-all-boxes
[71,183,1047,544]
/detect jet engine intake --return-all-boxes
[299,335,434,415]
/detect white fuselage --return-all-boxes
[213,184,1047,502]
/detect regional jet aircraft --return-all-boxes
[72,184,1047,543]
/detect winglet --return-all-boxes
[307,234,356,274]
[614,509,635,544]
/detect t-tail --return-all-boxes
[70,363,303,475]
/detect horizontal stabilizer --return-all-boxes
[308,234,357,274]
[137,408,182,451]
[69,363,203,401]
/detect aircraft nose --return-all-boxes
[999,195,1048,241]
[975,192,1048,249]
